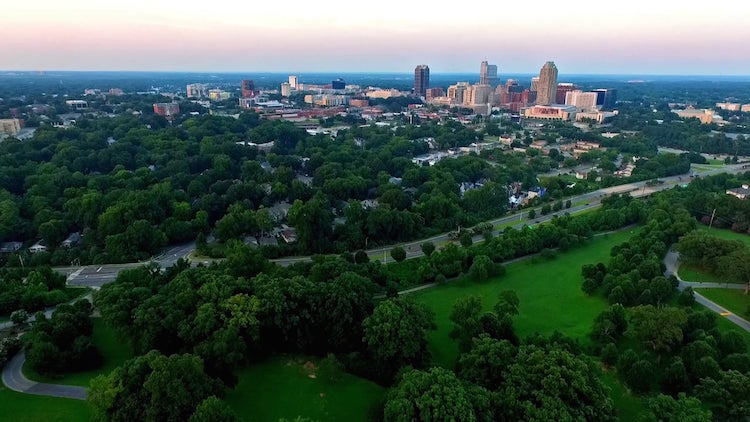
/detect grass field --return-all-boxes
[23,318,133,387]
[695,288,750,320]
[0,387,90,421]
[225,355,385,422]
[413,229,634,369]
[600,369,645,422]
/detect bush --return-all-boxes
[10,309,29,325]
[390,247,406,263]
[460,232,473,247]
[678,287,695,307]
[354,250,369,264]
[601,343,618,366]
[421,242,435,257]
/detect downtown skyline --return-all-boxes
[2,0,750,75]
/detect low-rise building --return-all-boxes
[673,108,723,125]
[65,100,88,110]
[29,241,48,253]
[727,184,750,200]
[60,232,81,248]
[0,241,22,254]
[522,105,577,121]
[0,118,21,136]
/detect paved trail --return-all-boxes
[1,350,87,400]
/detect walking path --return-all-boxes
[664,250,750,332]
[1,350,87,400]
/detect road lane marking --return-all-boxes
[96,267,102,272]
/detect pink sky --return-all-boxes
[2,0,749,74]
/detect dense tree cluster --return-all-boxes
[25,299,101,376]
[0,266,69,316]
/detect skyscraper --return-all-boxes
[530,77,539,92]
[288,75,298,89]
[536,61,558,105]
[480,60,498,88]
[241,80,256,98]
[414,65,430,97]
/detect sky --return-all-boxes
[2,0,750,75]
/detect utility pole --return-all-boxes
[708,208,716,229]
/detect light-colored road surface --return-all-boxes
[1,350,87,400]
[664,250,750,332]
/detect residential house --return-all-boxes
[29,241,48,253]
[727,184,750,200]
[61,232,81,248]
[0,241,22,254]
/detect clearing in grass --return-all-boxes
[225,355,386,422]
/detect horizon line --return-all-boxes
[2,69,750,78]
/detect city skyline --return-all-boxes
[2,0,750,75]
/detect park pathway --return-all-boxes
[664,251,750,332]
[1,350,87,400]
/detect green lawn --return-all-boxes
[225,355,386,422]
[24,318,133,387]
[695,288,750,320]
[600,369,646,422]
[0,386,89,422]
[413,229,634,369]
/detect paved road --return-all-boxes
[1,350,87,400]
[0,293,93,331]
[53,164,750,287]
[664,251,750,332]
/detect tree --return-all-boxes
[591,304,627,343]
[541,204,551,215]
[89,351,224,422]
[10,309,28,325]
[384,367,489,422]
[189,396,238,422]
[495,344,616,421]
[696,370,750,422]
[460,232,473,247]
[457,335,516,389]
[629,305,687,356]
[494,290,519,317]
[639,394,711,422]
[390,246,406,263]
[469,255,493,281]
[565,200,572,209]
[625,359,655,393]
[354,250,369,264]
[678,287,696,307]
[421,242,435,257]
[527,209,536,219]
[450,296,484,353]
[362,298,436,379]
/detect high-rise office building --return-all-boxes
[414,65,430,97]
[556,83,577,104]
[591,88,617,109]
[530,77,540,92]
[288,75,298,89]
[564,90,598,111]
[280,82,291,97]
[447,82,469,104]
[241,80,256,98]
[480,60,498,88]
[331,78,346,90]
[536,61,558,105]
